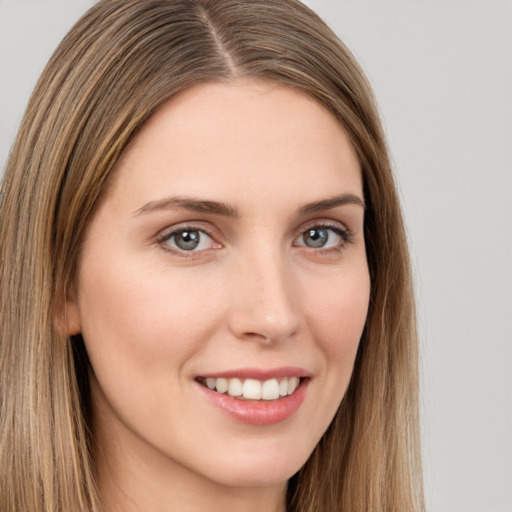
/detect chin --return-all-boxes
[197,447,309,489]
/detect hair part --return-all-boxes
[0,1,424,510]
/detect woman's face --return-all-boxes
[68,81,370,494]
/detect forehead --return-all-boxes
[108,80,362,210]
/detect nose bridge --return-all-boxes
[228,242,299,343]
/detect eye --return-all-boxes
[159,228,217,253]
[294,225,348,250]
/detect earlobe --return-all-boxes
[54,285,82,336]
[63,299,82,336]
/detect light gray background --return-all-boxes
[1,1,511,511]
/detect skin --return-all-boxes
[66,80,370,512]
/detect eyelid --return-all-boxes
[293,219,353,250]
[153,218,353,258]
[295,219,352,239]
[155,222,222,256]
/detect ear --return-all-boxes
[54,282,82,336]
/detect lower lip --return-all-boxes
[197,379,310,426]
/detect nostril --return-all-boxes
[243,331,269,340]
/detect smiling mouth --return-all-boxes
[196,376,303,401]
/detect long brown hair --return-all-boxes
[0,1,424,510]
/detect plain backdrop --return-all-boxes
[1,1,511,511]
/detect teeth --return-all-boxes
[288,377,299,395]
[228,377,242,396]
[216,378,228,394]
[279,378,289,397]
[203,376,302,401]
[243,379,262,400]
[261,378,280,400]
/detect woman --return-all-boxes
[0,1,424,511]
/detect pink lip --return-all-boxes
[196,372,310,426]
[200,366,312,380]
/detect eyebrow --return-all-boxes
[134,196,239,217]
[134,192,365,218]
[297,193,365,215]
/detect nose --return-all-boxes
[227,248,299,345]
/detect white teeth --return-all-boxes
[228,377,242,396]
[287,377,299,395]
[261,378,280,400]
[216,378,228,394]
[203,376,302,400]
[279,378,289,397]
[243,379,262,400]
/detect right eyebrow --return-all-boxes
[133,196,239,217]
[297,193,365,216]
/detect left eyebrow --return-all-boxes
[133,196,239,217]
[297,193,365,216]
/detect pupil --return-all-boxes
[305,228,328,248]
[175,230,200,250]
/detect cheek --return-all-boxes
[76,257,224,379]
[285,264,370,453]
[304,267,370,359]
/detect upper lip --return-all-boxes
[199,367,312,380]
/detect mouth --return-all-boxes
[195,367,311,425]
[195,376,303,401]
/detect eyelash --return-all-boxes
[156,225,219,257]
[293,222,353,254]
[155,222,353,258]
